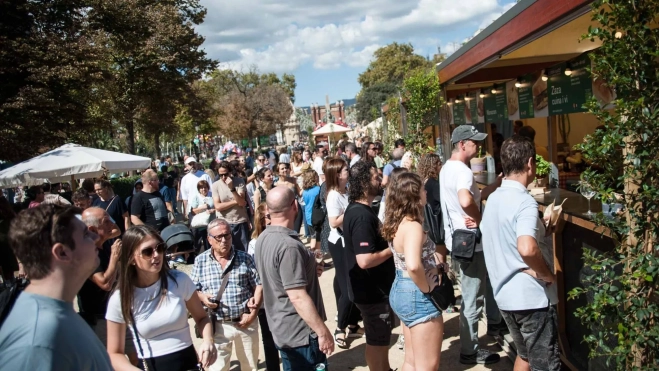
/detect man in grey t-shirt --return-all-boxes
[0,204,112,370]
[255,187,333,370]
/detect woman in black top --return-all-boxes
[417,154,447,263]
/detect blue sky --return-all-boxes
[196,0,517,107]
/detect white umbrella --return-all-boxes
[311,122,352,137]
[0,143,152,187]
[312,123,353,150]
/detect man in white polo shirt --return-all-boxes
[481,136,559,371]
[180,157,213,217]
[439,125,504,365]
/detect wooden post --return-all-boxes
[70,175,77,192]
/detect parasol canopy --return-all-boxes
[0,143,152,187]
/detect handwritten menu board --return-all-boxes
[453,101,466,126]
[548,54,592,115]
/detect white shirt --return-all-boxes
[106,270,195,358]
[313,157,325,184]
[180,170,213,213]
[439,160,482,252]
[326,190,349,245]
[279,153,290,164]
[349,154,361,168]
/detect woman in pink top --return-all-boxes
[27,186,45,208]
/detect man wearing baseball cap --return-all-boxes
[180,157,213,219]
[439,125,505,365]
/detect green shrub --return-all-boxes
[111,175,141,200]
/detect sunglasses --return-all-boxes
[139,242,166,259]
[218,173,229,178]
[209,233,231,241]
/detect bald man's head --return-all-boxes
[81,206,106,228]
[81,207,113,244]
[266,186,295,214]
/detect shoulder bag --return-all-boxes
[425,266,456,311]
[194,269,230,338]
[443,199,479,263]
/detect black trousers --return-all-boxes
[137,344,198,371]
[258,308,281,371]
[328,238,361,330]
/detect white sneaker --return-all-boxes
[396,334,405,350]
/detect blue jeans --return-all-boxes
[277,334,328,371]
[458,251,502,355]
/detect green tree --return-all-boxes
[567,1,659,368]
[401,69,441,132]
[355,82,399,124]
[0,0,109,162]
[88,0,217,154]
[358,42,432,89]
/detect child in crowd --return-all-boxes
[301,170,321,250]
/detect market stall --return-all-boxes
[435,1,618,369]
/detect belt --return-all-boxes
[220,317,242,323]
[397,269,413,278]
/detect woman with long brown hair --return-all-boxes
[382,172,444,370]
[324,157,361,348]
[106,225,216,370]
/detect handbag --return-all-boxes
[423,203,444,245]
[195,270,230,338]
[425,266,456,311]
[191,211,211,228]
[130,312,205,371]
[443,199,479,263]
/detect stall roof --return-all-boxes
[437,0,599,96]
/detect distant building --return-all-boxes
[310,101,345,129]
[276,99,300,146]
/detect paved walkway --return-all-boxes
[180,258,513,370]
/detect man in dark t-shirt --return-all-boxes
[343,160,394,371]
[130,170,170,232]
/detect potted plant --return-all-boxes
[470,146,487,173]
[534,154,551,187]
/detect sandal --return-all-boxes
[334,329,348,349]
[347,325,364,338]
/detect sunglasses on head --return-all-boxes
[209,232,231,241]
[139,242,166,259]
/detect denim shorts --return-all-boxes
[389,270,442,328]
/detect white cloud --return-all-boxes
[199,0,516,72]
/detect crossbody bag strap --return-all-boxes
[442,197,455,235]
[129,311,150,371]
[215,271,231,302]
[105,196,118,212]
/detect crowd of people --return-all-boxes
[0,126,560,371]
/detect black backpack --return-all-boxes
[0,278,28,327]
[311,193,326,231]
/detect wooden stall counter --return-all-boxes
[473,172,615,371]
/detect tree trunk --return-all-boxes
[125,112,135,154]
[154,133,161,159]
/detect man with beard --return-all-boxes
[343,160,395,371]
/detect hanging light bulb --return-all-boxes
[479,89,485,98]
[541,71,548,82]
[491,85,497,94]
[514,78,522,88]
[564,63,572,76]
